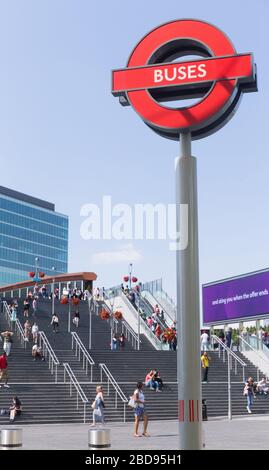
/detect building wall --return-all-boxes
[0,193,68,285]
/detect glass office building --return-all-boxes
[0,186,68,286]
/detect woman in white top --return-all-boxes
[51,314,59,333]
[91,385,105,426]
[133,381,149,437]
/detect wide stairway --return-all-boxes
[1,297,269,424]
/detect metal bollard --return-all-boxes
[88,428,111,449]
[202,399,208,421]
[0,428,23,449]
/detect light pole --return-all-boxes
[34,257,39,281]
[108,290,115,351]
[176,131,202,449]
[68,297,71,333]
[129,264,133,290]
[88,293,93,350]
[228,351,232,420]
[137,288,141,351]
[51,266,56,317]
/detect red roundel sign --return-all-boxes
[112,19,257,140]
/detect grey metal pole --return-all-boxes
[89,299,92,350]
[111,319,113,351]
[68,301,71,333]
[228,351,232,420]
[176,131,202,450]
[52,266,56,317]
[129,263,132,290]
[137,294,140,351]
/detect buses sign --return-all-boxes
[112,19,257,139]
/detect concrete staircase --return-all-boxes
[2,297,269,425]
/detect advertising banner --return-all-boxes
[203,270,269,324]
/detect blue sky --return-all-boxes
[0,0,268,300]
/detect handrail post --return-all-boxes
[243,366,245,383]
[228,351,232,420]
[84,404,86,424]
[55,365,58,383]
[124,403,126,423]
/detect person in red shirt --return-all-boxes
[155,324,162,339]
[0,352,9,388]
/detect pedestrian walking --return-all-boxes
[1,331,13,356]
[111,333,118,350]
[0,352,10,388]
[23,299,30,318]
[200,330,209,351]
[90,385,105,426]
[201,351,211,383]
[10,305,17,332]
[32,298,37,317]
[119,333,125,349]
[51,314,59,333]
[244,377,255,413]
[73,310,80,328]
[31,322,39,343]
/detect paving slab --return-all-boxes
[1,415,269,450]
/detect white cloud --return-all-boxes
[91,244,142,265]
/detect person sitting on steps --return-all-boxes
[144,369,161,391]
[9,396,22,423]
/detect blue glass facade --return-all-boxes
[0,188,68,286]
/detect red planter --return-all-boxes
[123,276,129,283]
[114,311,123,320]
[29,272,35,278]
[39,272,45,278]
[60,297,69,305]
[163,328,176,342]
[72,298,80,305]
[132,276,138,283]
[100,309,110,320]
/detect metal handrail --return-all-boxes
[99,363,128,422]
[15,318,27,348]
[121,320,139,349]
[63,362,88,423]
[71,331,95,382]
[239,335,269,381]
[120,292,167,350]
[211,335,246,381]
[141,290,174,326]
[2,301,26,348]
[138,294,168,330]
[246,334,269,360]
[39,331,60,383]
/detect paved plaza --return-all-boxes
[2,415,269,450]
